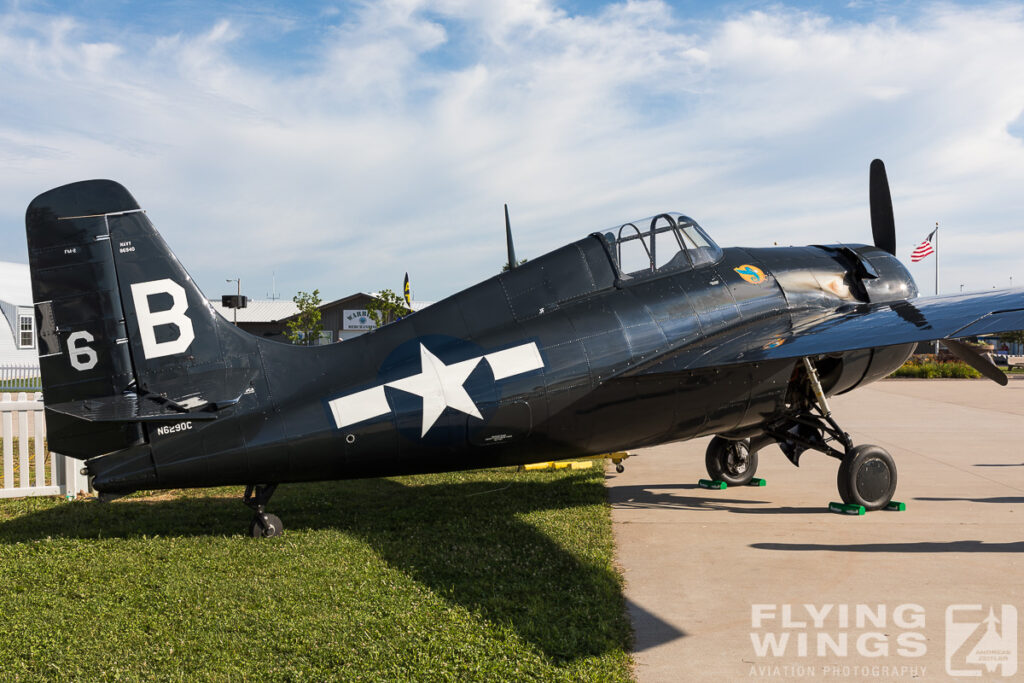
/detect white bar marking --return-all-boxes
[329,386,390,429]
[485,343,544,380]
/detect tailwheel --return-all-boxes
[249,513,284,539]
[705,436,758,486]
[837,445,897,511]
[243,483,282,538]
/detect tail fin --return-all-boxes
[26,180,258,459]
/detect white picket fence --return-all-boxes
[0,392,88,499]
[0,364,42,391]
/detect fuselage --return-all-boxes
[88,232,917,493]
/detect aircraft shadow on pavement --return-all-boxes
[626,599,687,652]
[608,483,827,515]
[0,476,631,662]
[751,540,1024,553]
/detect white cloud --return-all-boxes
[0,1,1023,300]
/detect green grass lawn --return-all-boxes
[0,467,633,681]
[0,380,41,393]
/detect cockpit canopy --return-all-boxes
[597,213,722,278]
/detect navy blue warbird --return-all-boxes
[25,161,1024,536]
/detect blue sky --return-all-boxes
[2,0,1023,302]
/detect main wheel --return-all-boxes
[837,445,897,510]
[705,436,758,486]
[249,513,284,538]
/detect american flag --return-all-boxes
[911,229,936,262]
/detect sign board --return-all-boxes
[343,309,377,331]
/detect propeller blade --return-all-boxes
[869,159,897,256]
[942,338,1008,386]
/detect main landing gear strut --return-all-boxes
[244,483,283,538]
[705,358,898,510]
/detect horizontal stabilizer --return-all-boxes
[47,394,219,424]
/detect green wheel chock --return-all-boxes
[829,501,865,516]
[748,478,766,487]
[698,479,727,490]
[885,501,906,511]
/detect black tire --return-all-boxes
[837,445,897,510]
[249,513,284,538]
[705,436,758,485]
[837,465,852,503]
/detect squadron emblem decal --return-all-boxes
[329,341,544,437]
[734,264,767,285]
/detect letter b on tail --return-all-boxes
[130,279,195,359]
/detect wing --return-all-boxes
[626,288,1024,374]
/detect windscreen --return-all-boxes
[600,213,721,277]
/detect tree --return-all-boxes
[997,330,1024,345]
[502,258,528,272]
[366,288,410,328]
[286,289,323,345]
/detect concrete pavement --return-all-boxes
[608,379,1024,682]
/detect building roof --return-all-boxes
[318,292,373,310]
[209,299,299,323]
[0,261,33,305]
[0,261,37,364]
[408,300,435,312]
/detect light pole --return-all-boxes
[226,278,240,325]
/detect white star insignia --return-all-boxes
[387,344,483,437]
[327,341,545,437]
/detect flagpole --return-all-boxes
[934,221,939,355]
